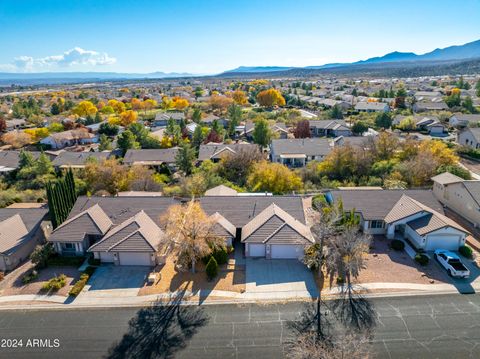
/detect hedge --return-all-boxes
[69,266,97,297]
[391,239,405,251]
[42,274,67,291]
[459,245,473,259]
[415,253,429,266]
[206,257,218,280]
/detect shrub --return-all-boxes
[213,247,228,265]
[391,239,405,251]
[459,245,473,259]
[312,194,327,211]
[87,257,101,266]
[415,253,429,266]
[21,270,38,284]
[206,257,218,280]
[42,274,67,291]
[47,255,85,267]
[30,244,54,269]
[69,274,89,296]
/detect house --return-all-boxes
[205,185,238,196]
[201,114,229,128]
[244,121,288,140]
[198,143,259,162]
[0,150,40,173]
[52,151,111,169]
[123,148,179,168]
[40,129,96,149]
[308,120,352,137]
[449,113,480,128]
[152,112,185,127]
[355,102,390,112]
[48,194,310,263]
[0,208,49,271]
[327,189,468,251]
[432,172,480,227]
[241,204,313,259]
[5,119,26,131]
[413,101,449,112]
[88,210,163,266]
[393,115,446,136]
[270,138,332,167]
[457,127,480,149]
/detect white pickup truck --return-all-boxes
[434,249,470,278]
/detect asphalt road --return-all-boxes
[0,294,480,358]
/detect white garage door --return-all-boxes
[249,244,266,257]
[119,252,152,266]
[99,252,114,263]
[271,245,305,259]
[425,234,460,251]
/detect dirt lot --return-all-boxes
[0,261,81,297]
[139,255,245,296]
[356,236,451,285]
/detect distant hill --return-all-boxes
[222,38,480,75]
[0,71,196,85]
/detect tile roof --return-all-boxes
[0,151,40,170]
[241,203,313,244]
[198,143,259,161]
[270,138,332,156]
[0,215,29,254]
[123,148,179,165]
[205,185,238,196]
[49,204,113,242]
[330,189,443,221]
[431,172,464,185]
[52,151,111,167]
[88,211,162,253]
[210,212,236,238]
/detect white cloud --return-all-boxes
[0,47,116,72]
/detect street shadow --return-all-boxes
[105,291,209,359]
[331,285,376,331]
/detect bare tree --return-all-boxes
[159,200,225,273]
[287,328,371,359]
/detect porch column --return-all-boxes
[386,224,395,239]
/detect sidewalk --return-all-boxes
[0,280,478,310]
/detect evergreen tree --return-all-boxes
[227,103,242,136]
[99,134,113,151]
[192,125,204,150]
[252,118,271,147]
[192,108,202,123]
[329,105,343,119]
[46,169,77,229]
[375,112,392,129]
[117,130,140,156]
[175,142,196,175]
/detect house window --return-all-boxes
[370,220,384,229]
[62,243,75,251]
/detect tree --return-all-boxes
[46,169,77,228]
[397,117,416,131]
[209,95,234,112]
[119,110,138,126]
[374,112,392,129]
[476,80,480,97]
[256,88,286,107]
[30,244,54,269]
[175,142,196,175]
[159,200,225,273]
[231,90,248,105]
[192,108,202,123]
[204,129,223,144]
[294,120,311,138]
[227,104,242,136]
[84,158,136,195]
[252,118,271,147]
[1,131,31,148]
[73,100,97,117]
[171,97,189,110]
[218,146,263,186]
[107,99,126,114]
[206,256,218,280]
[445,88,461,108]
[329,105,343,119]
[247,161,303,194]
[99,134,113,151]
[117,130,140,156]
[351,121,368,135]
[462,96,477,113]
[192,125,205,149]
[98,122,119,136]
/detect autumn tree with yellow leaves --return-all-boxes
[247,160,303,194]
[256,88,286,107]
[73,100,97,117]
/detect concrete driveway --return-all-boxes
[245,259,318,299]
[74,265,150,303]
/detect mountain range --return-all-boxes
[0,38,479,85]
[224,38,480,74]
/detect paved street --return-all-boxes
[0,294,480,358]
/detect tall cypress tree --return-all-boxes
[46,169,78,229]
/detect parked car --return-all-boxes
[434,249,470,278]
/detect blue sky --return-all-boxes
[0,0,479,74]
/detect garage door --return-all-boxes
[249,244,265,257]
[271,245,305,259]
[119,252,152,266]
[425,234,460,251]
[99,252,114,263]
